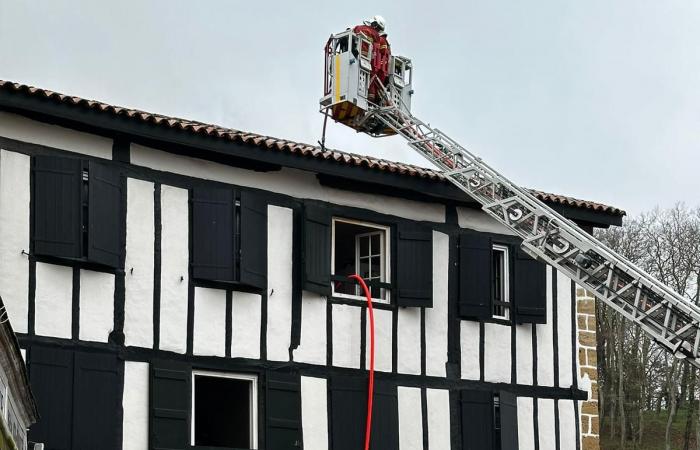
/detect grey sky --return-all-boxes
[2,0,699,216]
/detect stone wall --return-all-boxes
[577,288,600,450]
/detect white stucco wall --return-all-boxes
[293,291,326,365]
[124,178,154,348]
[538,398,556,450]
[398,387,423,450]
[78,269,114,343]
[366,308,392,373]
[516,324,534,385]
[397,307,421,375]
[426,388,451,450]
[0,150,29,332]
[231,292,261,359]
[484,322,511,383]
[193,287,226,357]
[457,206,517,236]
[159,185,189,354]
[122,361,149,450]
[536,267,555,386]
[34,262,72,338]
[557,271,574,388]
[460,321,480,379]
[300,376,328,450]
[332,304,361,369]
[267,205,293,362]
[425,231,449,377]
[517,397,535,450]
[558,399,577,449]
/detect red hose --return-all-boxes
[348,274,375,450]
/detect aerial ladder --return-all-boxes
[320,29,700,368]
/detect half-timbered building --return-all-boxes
[0,80,622,450]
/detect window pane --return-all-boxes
[371,234,380,254]
[194,375,252,448]
[359,235,369,257]
[359,260,370,278]
[371,256,381,278]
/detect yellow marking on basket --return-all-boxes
[334,54,341,104]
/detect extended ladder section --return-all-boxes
[362,83,700,368]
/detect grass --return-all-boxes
[601,408,698,449]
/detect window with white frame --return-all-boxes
[492,244,510,319]
[191,371,258,449]
[332,218,390,302]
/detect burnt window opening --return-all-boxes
[192,372,257,449]
[492,244,510,319]
[332,218,390,302]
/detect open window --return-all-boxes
[331,218,390,303]
[191,371,258,449]
[492,244,510,320]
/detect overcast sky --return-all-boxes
[2,0,699,216]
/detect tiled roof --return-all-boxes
[0,80,625,217]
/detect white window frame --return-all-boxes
[331,217,391,303]
[190,370,258,449]
[492,244,510,320]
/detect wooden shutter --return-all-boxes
[460,390,493,450]
[28,346,74,450]
[302,205,331,296]
[396,224,433,307]
[88,161,122,268]
[499,391,519,450]
[459,232,492,319]
[239,190,267,289]
[514,247,547,324]
[72,351,121,450]
[330,376,398,450]
[32,155,82,259]
[265,371,302,450]
[150,360,191,450]
[191,187,234,282]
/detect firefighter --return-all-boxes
[353,15,389,102]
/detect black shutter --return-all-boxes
[28,346,74,450]
[265,371,302,450]
[33,155,82,259]
[302,205,331,296]
[192,187,234,282]
[72,351,121,450]
[459,232,492,318]
[514,247,547,324]
[460,390,493,450]
[330,376,398,450]
[396,224,433,307]
[88,161,122,268]
[150,360,191,450]
[239,190,267,289]
[499,391,519,450]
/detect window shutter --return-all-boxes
[265,371,302,450]
[150,360,191,450]
[239,190,267,289]
[72,351,120,450]
[514,247,547,324]
[460,390,493,450]
[32,155,82,259]
[192,187,234,282]
[459,232,492,319]
[396,224,433,307]
[330,376,398,450]
[302,205,331,296]
[88,161,122,268]
[28,346,74,450]
[499,391,519,450]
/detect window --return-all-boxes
[460,390,519,450]
[191,371,257,449]
[331,218,390,302]
[493,393,502,449]
[492,244,510,319]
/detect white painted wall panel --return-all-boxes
[484,322,511,383]
[159,185,189,353]
[267,205,293,361]
[35,262,72,338]
[231,292,261,359]
[517,397,535,450]
[426,388,450,450]
[516,324,534,385]
[122,361,149,450]
[294,291,326,365]
[79,270,114,343]
[536,267,555,386]
[366,308,392,373]
[131,144,445,223]
[193,287,226,357]
[301,376,328,450]
[457,206,517,236]
[332,304,361,368]
[124,179,154,348]
[538,398,556,450]
[426,231,448,377]
[397,307,420,375]
[558,400,576,449]
[0,150,29,332]
[398,387,423,450]
[0,112,112,159]
[557,271,574,388]
[460,321,480,379]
